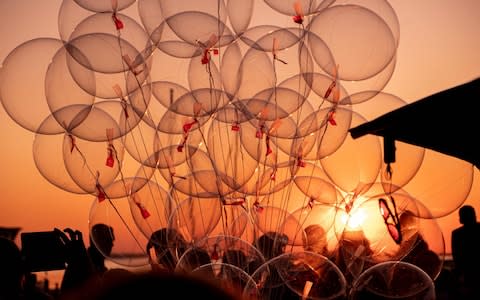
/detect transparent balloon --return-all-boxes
[245,251,347,300]
[349,261,436,299]
[89,197,149,267]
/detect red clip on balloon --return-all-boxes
[293,1,304,24]
[97,187,105,202]
[106,148,114,167]
[134,200,150,219]
[327,110,337,126]
[183,119,197,134]
[266,135,273,156]
[112,13,124,30]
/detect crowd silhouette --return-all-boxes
[1,206,479,300]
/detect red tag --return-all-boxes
[266,147,273,156]
[106,155,114,167]
[265,135,272,155]
[293,15,303,24]
[324,81,336,98]
[133,199,150,219]
[297,159,306,168]
[106,148,114,167]
[97,190,105,202]
[183,120,197,133]
[270,170,276,180]
[201,50,209,64]
[327,110,337,126]
[140,207,150,219]
[112,14,124,30]
[293,1,304,25]
[222,197,245,206]
[254,202,264,213]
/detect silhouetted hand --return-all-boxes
[54,228,94,293]
[55,228,86,263]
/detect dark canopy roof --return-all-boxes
[349,77,480,169]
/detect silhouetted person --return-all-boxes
[396,211,442,280]
[222,249,248,270]
[57,228,93,294]
[451,205,480,299]
[58,224,115,296]
[0,237,24,300]
[146,228,187,272]
[350,261,436,300]
[88,224,115,274]
[244,232,289,281]
[304,224,330,257]
[252,232,298,300]
[334,229,374,288]
[255,231,288,261]
[219,249,250,292]
[176,247,215,278]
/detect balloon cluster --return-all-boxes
[1,0,475,298]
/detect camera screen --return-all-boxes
[21,231,66,272]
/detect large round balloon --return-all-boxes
[89,197,149,267]
[245,251,347,300]
[168,196,222,243]
[195,234,266,276]
[0,38,64,133]
[349,261,436,299]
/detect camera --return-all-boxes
[21,231,67,272]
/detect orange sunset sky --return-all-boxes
[1,0,480,262]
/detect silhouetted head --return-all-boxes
[305,224,328,254]
[256,232,288,260]
[399,210,420,241]
[459,205,477,226]
[176,247,215,278]
[179,247,212,271]
[147,228,186,251]
[88,224,115,273]
[222,249,247,269]
[90,223,115,256]
[147,228,187,271]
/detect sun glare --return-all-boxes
[341,208,367,231]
